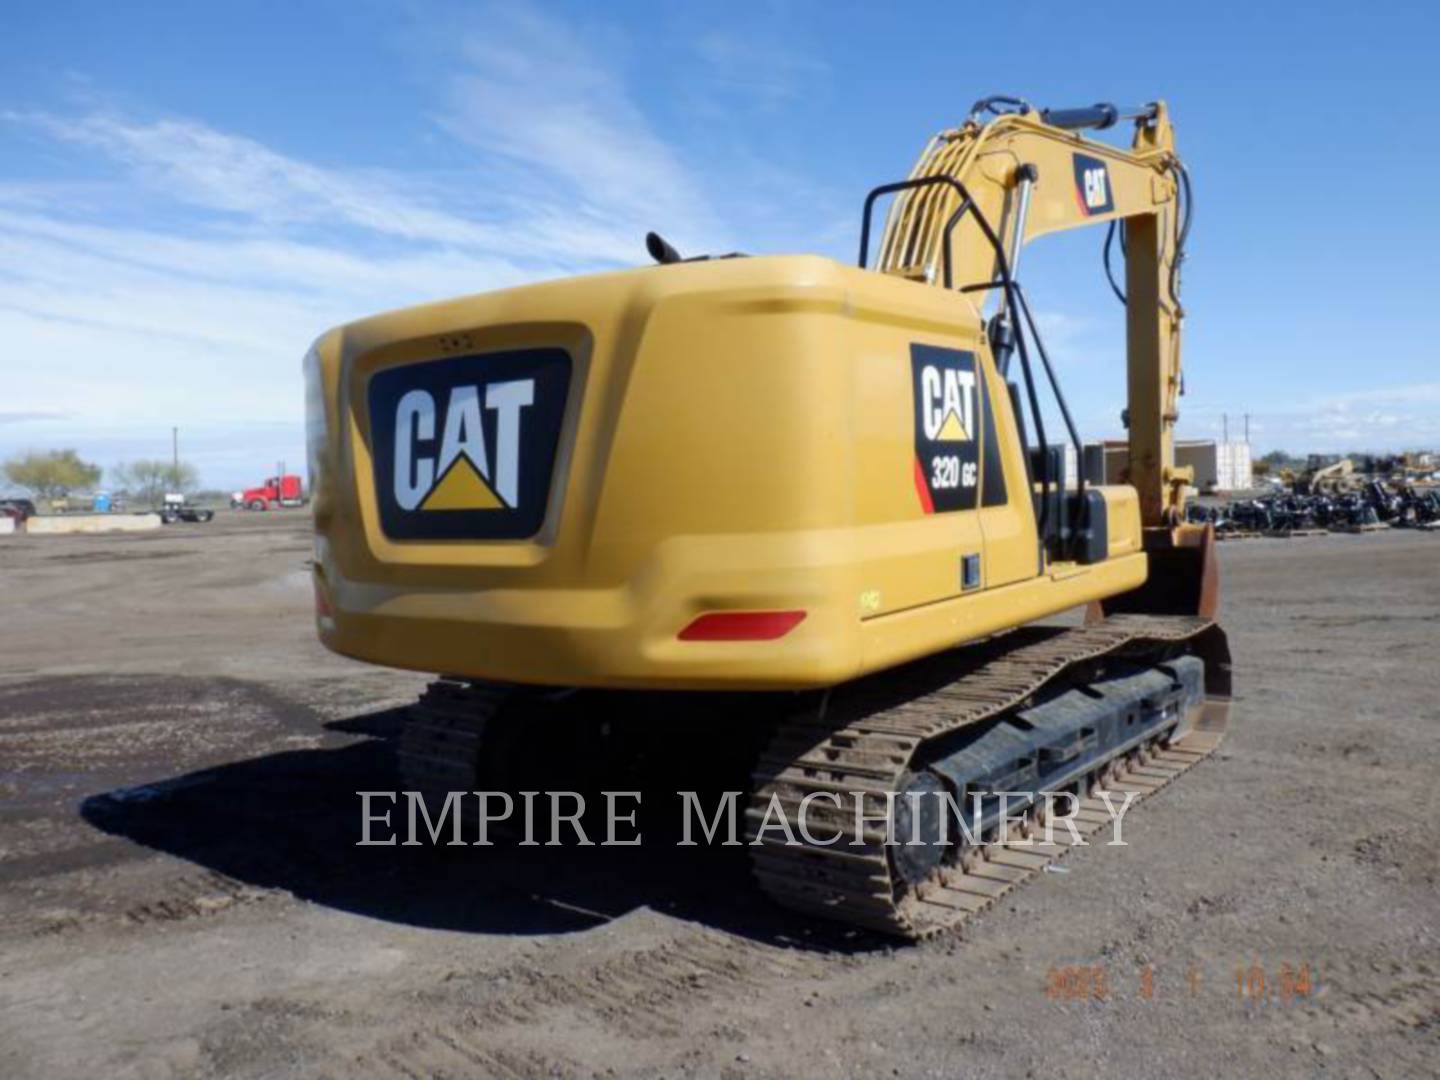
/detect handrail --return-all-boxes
[858,176,968,285]
[858,173,1058,550]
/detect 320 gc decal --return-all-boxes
[911,344,981,514]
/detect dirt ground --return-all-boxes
[1,512,1436,1078]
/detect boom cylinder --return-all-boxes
[1041,102,1158,131]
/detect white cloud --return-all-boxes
[440,5,727,257]
[0,410,68,424]
[8,108,630,267]
[1178,382,1440,452]
[0,5,740,487]
[0,107,619,449]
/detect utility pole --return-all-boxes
[172,427,179,473]
[1222,413,1228,443]
[1243,413,1250,443]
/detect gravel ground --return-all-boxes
[0,513,1436,1078]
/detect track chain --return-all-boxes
[397,679,514,820]
[746,613,1230,938]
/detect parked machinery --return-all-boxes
[1200,476,1439,535]
[160,493,214,524]
[306,94,1232,937]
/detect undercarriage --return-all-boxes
[395,613,1230,938]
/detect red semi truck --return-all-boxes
[232,474,304,510]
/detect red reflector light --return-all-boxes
[678,610,806,642]
[313,577,333,617]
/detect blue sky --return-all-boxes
[2,0,1437,490]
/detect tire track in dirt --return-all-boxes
[482,932,818,1039]
[1282,959,1439,1037]
[18,870,281,938]
[362,1031,578,1080]
[120,870,276,927]
[349,929,825,1077]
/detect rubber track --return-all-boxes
[746,613,1229,938]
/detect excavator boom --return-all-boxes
[872,100,1189,528]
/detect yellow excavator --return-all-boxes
[306,95,1231,937]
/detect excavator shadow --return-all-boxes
[79,701,877,953]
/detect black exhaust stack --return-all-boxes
[646,231,683,265]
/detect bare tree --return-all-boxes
[112,459,200,507]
